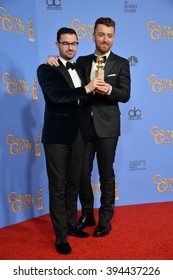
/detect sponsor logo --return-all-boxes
[128,56,138,67]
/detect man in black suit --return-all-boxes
[37,27,106,254]
[76,18,131,237]
[45,17,131,238]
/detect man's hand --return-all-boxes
[45,56,59,66]
[85,78,106,94]
[95,82,111,95]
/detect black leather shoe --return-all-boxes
[76,215,96,230]
[56,237,72,254]
[67,227,90,238]
[93,223,112,237]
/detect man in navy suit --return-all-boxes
[45,17,131,238]
[37,27,106,254]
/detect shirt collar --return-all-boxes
[94,50,111,61]
[59,57,73,67]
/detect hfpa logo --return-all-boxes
[128,107,142,120]
[46,0,62,10]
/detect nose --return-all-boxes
[103,35,109,42]
[68,45,73,49]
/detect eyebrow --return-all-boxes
[98,32,114,36]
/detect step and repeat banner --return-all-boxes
[0,0,173,228]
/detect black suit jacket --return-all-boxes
[76,51,131,137]
[37,61,87,144]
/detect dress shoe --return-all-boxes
[93,223,112,237]
[76,215,96,230]
[56,237,72,254]
[67,227,90,238]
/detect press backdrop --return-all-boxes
[0,0,173,228]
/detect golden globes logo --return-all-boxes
[147,20,173,40]
[71,19,94,40]
[2,72,38,99]
[6,134,41,156]
[92,181,119,201]
[153,174,173,193]
[0,6,34,41]
[150,126,173,144]
[8,188,43,213]
[148,74,173,93]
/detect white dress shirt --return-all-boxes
[90,50,110,80]
[59,57,82,88]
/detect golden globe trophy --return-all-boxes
[95,56,105,93]
[115,180,119,200]
[96,56,105,79]
[29,19,34,41]
[38,188,43,210]
[32,78,38,100]
[35,135,41,156]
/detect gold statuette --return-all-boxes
[29,19,34,41]
[115,180,119,200]
[96,56,105,79]
[35,135,41,156]
[38,188,43,210]
[32,78,38,100]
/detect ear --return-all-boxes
[55,41,59,48]
[92,33,95,42]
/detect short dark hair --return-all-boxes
[56,27,77,42]
[94,17,116,32]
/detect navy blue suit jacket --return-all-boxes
[37,61,87,144]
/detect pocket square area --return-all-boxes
[107,74,116,77]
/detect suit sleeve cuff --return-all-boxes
[106,85,112,95]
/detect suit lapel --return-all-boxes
[104,52,116,78]
[84,56,93,83]
[58,59,85,87]
[57,59,75,88]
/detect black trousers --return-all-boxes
[79,118,118,226]
[44,129,85,239]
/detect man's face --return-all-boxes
[93,24,115,55]
[56,33,78,60]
